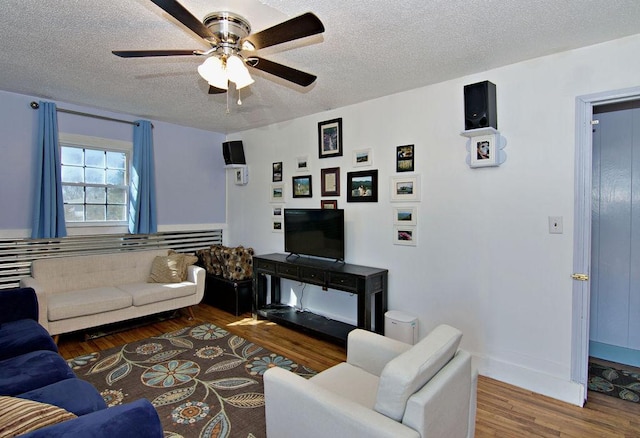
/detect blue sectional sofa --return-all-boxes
[0,287,163,437]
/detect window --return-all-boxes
[59,134,131,225]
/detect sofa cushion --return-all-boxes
[0,350,75,396]
[311,362,380,409]
[18,378,107,416]
[48,288,132,322]
[148,254,184,283]
[0,395,77,436]
[168,250,199,281]
[374,324,462,421]
[118,282,196,306]
[0,319,57,361]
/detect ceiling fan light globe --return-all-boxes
[232,74,254,90]
[198,57,228,89]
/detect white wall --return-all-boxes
[226,34,640,405]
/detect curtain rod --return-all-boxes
[29,101,147,127]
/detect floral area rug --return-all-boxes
[67,323,316,437]
[588,361,640,403]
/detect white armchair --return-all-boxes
[264,324,477,438]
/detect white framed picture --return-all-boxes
[393,206,417,225]
[272,219,284,233]
[270,183,285,203]
[296,156,310,172]
[352,148,373,167]
[272,205,283,217]
[390,175,420,202]
[469,134,498,168]
[393,225,417,246]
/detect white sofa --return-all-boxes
[20,249,205,340]
[264,324,477,438]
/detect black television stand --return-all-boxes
[252,253,388,346]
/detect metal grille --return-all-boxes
[0,229,223,290]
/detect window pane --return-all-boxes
[107,187,127,205]
[85,168,105,184]
[62,185,84,203]
[62,166,84,183]
[86,205,106,221]
[86,187,106,204]
[107,205,126,221]
[61,147,83,166]
[64,205,84,222]
[107,151,126,170]
[106,169,125,185]
[85,149,105,168]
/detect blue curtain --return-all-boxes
[129,120,157,234]
[31,101,67,238]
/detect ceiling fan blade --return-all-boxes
[208,85,227,94]
[150,0,217,42]
[112,50,196,58]
[243,12,324,50]
[247,57,317,87]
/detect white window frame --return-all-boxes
[59,133,132,233]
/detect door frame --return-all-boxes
[571,86,640,404]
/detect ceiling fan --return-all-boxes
[112,0,325,95]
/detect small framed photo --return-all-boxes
[272,206,283,217]
[321,199,338,209]
[353,148,373,167]
[393,225,417,246]
[272,162,283,182]
[393,206,417,225]
[470,134,498,168]
[272,219,284,233]
[390,175,420,202]
[296,156,309,172]
[292,175,312,198]
[396,144,414,172]
[347,169,378,202]
[318,118,343,159]
[321,167,340,196]
[270,183,285,203]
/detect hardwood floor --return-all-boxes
[58,304,640,437]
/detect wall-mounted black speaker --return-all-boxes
[222,140,246,165]
[464,81,497,130]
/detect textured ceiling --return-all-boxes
[1,0,639,134]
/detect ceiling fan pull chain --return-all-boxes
[226,88,230,114]
[237,89,243,106]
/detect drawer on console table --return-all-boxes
[254,259,277,274]
[300,267,326,285]
[327,272,358,292]
[276,263,299,278]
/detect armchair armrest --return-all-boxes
[21,399,163,438]
[0,287,39,324]
[264,367,419,438]
[347,329,411,376]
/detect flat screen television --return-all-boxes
[284,208,345,261]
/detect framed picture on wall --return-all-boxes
[353,148,373,167]
[396,144,414,172]
[318,118,343,158]
[469,134,498,168]
[390,175,420,202]
[321,199,338,209]
[292,175,312,198]
[296,156,309,172]
[272,162,283,182]
[393,206,417,225]
[393,225,417,246]
[347,169,378,202]
[321,167,340,196]
[272,219,283,233]
[270,183,285,203]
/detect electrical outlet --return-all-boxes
[548,216,563,234]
